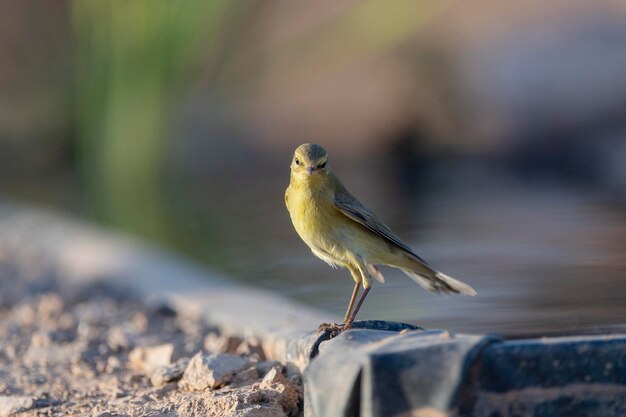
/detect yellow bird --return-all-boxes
[284,143,476,332]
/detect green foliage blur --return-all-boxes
[72,0,230,245]
[63,0,445,267]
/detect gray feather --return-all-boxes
[333,177,427,264]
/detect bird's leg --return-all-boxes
[344,260,372,328]
[345,287,371,328]
[317,283,356,335]
[343,279,361,323]
[317,262,369,336]
[343,281,360,323]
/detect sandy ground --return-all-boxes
[0,272,302,417]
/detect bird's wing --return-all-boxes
[333,180,427,264]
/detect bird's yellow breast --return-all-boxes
[286,172,392,268]
[286,179,332,242]
[285,176,351,263]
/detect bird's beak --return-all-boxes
[307,166,316,174]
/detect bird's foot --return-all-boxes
[316,322,352,338]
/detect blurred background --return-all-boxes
[1,0,625,335]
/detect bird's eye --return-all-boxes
[295,158,300,166]
[318,161,327,169]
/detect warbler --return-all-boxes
[284,143,476,332]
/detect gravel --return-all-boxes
[0,272,303,416]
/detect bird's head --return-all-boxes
[290,143,330,182]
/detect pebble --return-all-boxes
[107,356,121,372]
[107,327,132,351]
[0,395,59,417]
[255,360,283,378]
[131,313,149,333]
[230,366,260,387]
[150,358,190,387]
[178,352,250,391]
[284,363,302,385]
[235,337,266,361]
[258,368,301,416]
[261,367,281,384]
[128,344,173,373]
[0,395,33,417]
[11,304,36,327]
[36,294,64,320]
[204,333,242,354]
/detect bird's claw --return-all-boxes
[316,322,352,338]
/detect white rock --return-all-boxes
[150,358,189,387]
[0,396,33,417]
[128,344,173,373]
[179,352,250,391]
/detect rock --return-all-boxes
[58,312,77,330]
[0,396,33,417]
[178,353,250,391]
[76,321,100,342]
[106,356,121,372]
[47,328,76,344]
[24,341,78,367]
[147,300,177,318]
[260,367,281,385]
[204,333,242,354]
[106,327,132,351]
[230,366,260,387]
[284,363,302,385]
[150,358,190,387]
[131,312,148,333]
[237,405,288,417]
[175,386,289,417]
[0,395,59,417]
[128,344,173,373]
[36,293,64,321]
[30,331,52,348]
[255,360,283,378]
[74,299,118,326]
[259,368,302,416]
[11,303,36,327]
[235,337,266,361]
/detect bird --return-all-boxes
[284,143,476,333]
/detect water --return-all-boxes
[213,159,626,336]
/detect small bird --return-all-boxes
[284,143,476,332]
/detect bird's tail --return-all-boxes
[402,269,477,295]
[398,255,476,295]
